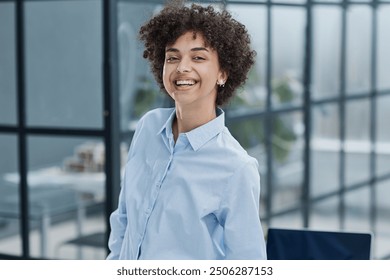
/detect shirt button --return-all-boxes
[145,208,151,215]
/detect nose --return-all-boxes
[176,57,192,73]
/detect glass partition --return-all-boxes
[271,111,304,213]
[312,6,342,100]
[377,6,390,90]
[270,210,302,229]
[226,4,267,112]
[2,0,390,260]
[345,99,370,187]
[346,6,372,95]
[25,0,103,129]
[309,196,340,231]
[26,136,110,259]
[376,180,390,259]
[0,2,17,125]
[345,187,371,232]
[311,104,340,197]
[0,134,21,256]
[376,95,390,177]
[117,2,165,132]
[271,7,305,108]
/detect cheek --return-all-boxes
[202,63,219,79]
[162,69,176,99]
[162,66,171,89]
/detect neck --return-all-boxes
[173,103,217,142]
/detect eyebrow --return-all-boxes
[165,47,209,53]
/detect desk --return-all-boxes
[0,167,105,258]
[4,166,105,201]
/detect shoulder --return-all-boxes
[127,108,173,159]
[201,127,259,178]
[220,133,260,198]
[138,107,174,125]
[220,127,259,168]
[135,107,174,132]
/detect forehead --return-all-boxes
[165,31,209,50]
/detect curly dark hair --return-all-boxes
[139,1,256,106]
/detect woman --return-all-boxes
[107,2,267,260]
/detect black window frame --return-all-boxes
[1,0,390,260]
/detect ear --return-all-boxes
[217,70,228,84]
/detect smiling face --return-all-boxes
[162,31,227,110]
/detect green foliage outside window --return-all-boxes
[133,76,161,118]
[228,77,298,163]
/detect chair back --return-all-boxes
[266,228,372,260]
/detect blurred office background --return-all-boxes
[0,0,389,260]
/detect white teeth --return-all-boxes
[175,80,195,86]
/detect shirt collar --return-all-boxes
[157,108,225,151]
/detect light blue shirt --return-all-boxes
[107,108,266,260]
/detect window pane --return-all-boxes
[271,111,304,212]
[0,3,17,125]
[346,6,372,94]
[311,104,340,196]
[345,187,371,232]
[376,95,390,177]
[313,0,341,2]
[312,7,342,100]
[117,2,166,132]
[272,7,305,107]
[270,210,302,229]
[25,1,103,129]
[377,6,390,90]
[376,180,390,259]
[0,134,21,256]
[273,0,305,4]
[227,5,267,112]
[227,0,266,2]
[345,99,370,186]
[25,136,110,259]
[309,196,340,230]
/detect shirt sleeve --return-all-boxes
[218,159,267,260]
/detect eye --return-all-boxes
[166,56,179,63]
[193,56,205,61]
